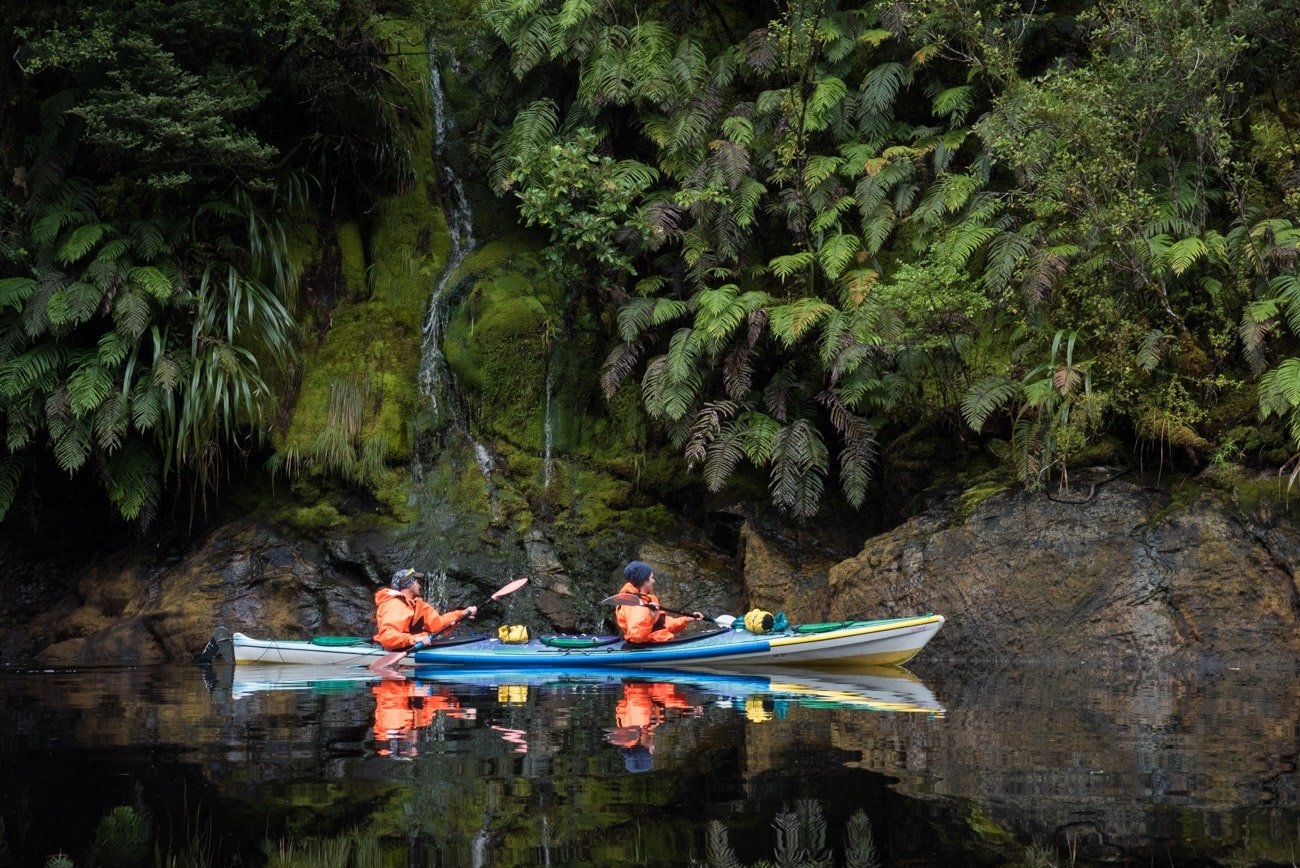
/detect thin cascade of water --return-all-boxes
[418,47,476,422]
[541,359,555,492]
[415,40,496,509]
[424,569,449,609]
[475,443,500,521]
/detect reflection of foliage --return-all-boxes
[91,806,152,868]
[705,800,879,868]
[265,832,386,868]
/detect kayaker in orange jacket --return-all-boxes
[373,568,477,651]
[614,561,703,643]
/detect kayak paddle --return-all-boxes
[600,593,734,628]
[369,575,530,672]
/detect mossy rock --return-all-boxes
[273,16,450,501]
[443,238,563,451]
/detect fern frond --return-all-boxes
[0,344,67,399]
[769,418,828,518]
[962,375,1021,432]
[769,251,816,281]
[104,441,159,522]
[860,63,910,115]
[129,266,174,301]
[0,278,36,312]
[1137,330,1171,373]
[769,298,835,348]
[0,456,26,520]
[702,420,746,491]
[817,233,862,281]
[617,297,656,342]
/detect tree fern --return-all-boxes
[769,419,828,517]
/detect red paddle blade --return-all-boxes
[601,593,643,606]
[490,576,530,600]
[367,650,406,672]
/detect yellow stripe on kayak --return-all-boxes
[768,614,943,648]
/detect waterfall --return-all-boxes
[418,46,476,423]
[416,40,496,511]
[541,359,555,492]
[423,569,449,609]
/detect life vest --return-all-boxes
[614,582,691,643]
[372,588,468,650]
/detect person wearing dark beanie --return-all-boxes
[615,561,702,643]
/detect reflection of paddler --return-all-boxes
[605,681,700,773]
[372,679,470,757]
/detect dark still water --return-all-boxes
[0,662,1296,867]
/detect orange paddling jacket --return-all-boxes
[614,582,692,643]
[373,588,470,650]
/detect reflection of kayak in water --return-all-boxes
[411,665,944,714]
[205,662,943,714]
[204,663,388,700]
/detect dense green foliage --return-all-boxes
[2,0,1299,525]
[0,0,428,522]
[480,0,1300,515]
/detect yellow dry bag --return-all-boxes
[498,625,530,643]
[743,609,775,634]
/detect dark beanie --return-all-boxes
[624,561,653,587]
[623,745,653,773]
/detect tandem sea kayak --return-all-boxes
[212,613,944,669]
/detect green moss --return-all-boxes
[443,240,561,450]
[289,503,345,531]
[274,16,449,486]
[336,222,367,299]
[960,480,1009,519]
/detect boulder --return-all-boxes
[828,469,1300,668]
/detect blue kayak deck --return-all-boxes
[411,615,939,668]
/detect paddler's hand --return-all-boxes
[464,605,478,619]
[691,611,704,621]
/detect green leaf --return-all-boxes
[69,361,113,416]
[769,298,835,348]
[130,266,174,301]
[962,376,1021,432]
[817,233,862,281]
[0,277,36,312]
[769,251,815,281]
[57,223,108,265]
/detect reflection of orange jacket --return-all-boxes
[615,682,692,729]
[372,588,469,650]
[372,680,459,740]
[614,582,691,643]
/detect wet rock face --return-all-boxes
[827,471,1300,668]
[0,520,379,665]
[737,521,840,621]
